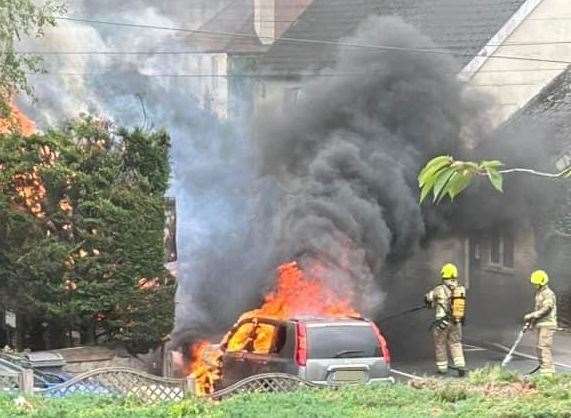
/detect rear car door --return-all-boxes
[243,320,297,376]
[304,323,390,385]
[221,320,257,386]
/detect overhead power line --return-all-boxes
[10,39,571,56]
[23,72,565,87]
[54,16,571,66]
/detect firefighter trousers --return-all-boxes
[432,322,465,372]
[537,327,555,374]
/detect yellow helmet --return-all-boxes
[530,270,549,286]
[441,263,458,280]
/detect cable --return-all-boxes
[53,16,571,66]
[25,73,564,86]
[21,72,409,78]
[9,39,571,55]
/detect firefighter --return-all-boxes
[424,263,467,377]
[524,270,557,375]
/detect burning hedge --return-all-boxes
[0,116,175,352]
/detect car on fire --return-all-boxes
[218,315,393,387]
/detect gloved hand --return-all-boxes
[424,296,431,308]
[523,313,536,322]
[523,321,531,331]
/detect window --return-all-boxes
[226,322,255,352]
[307,325,380,359]
[211,56,219,89]
[489,228,514,269]
[503,232,514,268]
[272,325,287,354]
[252,323,276,354]
[283,87,301,109]
[490,232,501,265]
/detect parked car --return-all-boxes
[219,316,393,388]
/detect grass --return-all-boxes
[1,367,570,418]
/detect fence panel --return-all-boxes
[0,371,20,394]
[209,373,322,400]
[38,367,189,403]
[8,367,322,403]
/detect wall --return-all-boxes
[180,53,229,119]
[380,238,467,360]
[468,226,537,341]
[466,0,571,127]
[253,78,301,127]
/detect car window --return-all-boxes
[307,325,380,359]
[273,325,288,354]
[226,322,255,352]
[252,323,276,354]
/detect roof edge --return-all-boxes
[459,0,544,81]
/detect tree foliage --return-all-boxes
[0,0,63,118]
[418,155,571,204]
[0,117,175,352]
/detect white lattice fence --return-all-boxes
[209,373,322,400]
[25,368,322,403]
[0,372,19,391]
[38,367,191,403]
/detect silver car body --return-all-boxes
[220,316,393,388]
[300,320,392,385]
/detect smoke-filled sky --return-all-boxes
[18,3,560,346]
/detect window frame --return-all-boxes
[488,228,515,271]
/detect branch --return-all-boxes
[498,168,567,178]
[418,155,570,204]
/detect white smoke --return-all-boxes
[18,1,276,342]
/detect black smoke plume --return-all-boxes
[257,16,488,313]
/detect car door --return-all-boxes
[221,320,256,387]
[263,322,298,375]
[242,321,278,376]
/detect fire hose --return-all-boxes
[378,305,428,322]
[501,322,531,368]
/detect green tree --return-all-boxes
[0,117,175,352]
[418,155,571,204]
[0,0,63,119]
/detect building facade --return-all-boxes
[251,0,570,330]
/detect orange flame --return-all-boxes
[187,261,359,395]
[0,102,36,136]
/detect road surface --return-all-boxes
[390,330,571,381]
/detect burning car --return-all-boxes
[219,315,392,387]
[187,262,393,395]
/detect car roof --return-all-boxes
[250,315,371,325]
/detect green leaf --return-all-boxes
[419,180,434,203]
[486,168,504,192]
[418,155,452,187]
[561,166,571,178]
[446,173,472,200]
[432,167,456,202]
[419,166,447,203]
[438,172,458,203]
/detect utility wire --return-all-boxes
[23,72,564,86]
[53,16,571,66]
[10,39,571,55]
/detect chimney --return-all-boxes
[254,0,313,45]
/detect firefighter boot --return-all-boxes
[451,366,466,377]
